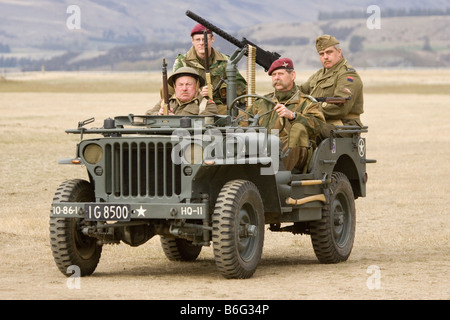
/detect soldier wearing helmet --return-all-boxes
[146,67,218,116]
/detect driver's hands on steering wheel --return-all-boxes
[273,104,296,120]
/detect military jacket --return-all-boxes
[299,58,364,125]
[146,93,218,116]
[173,46,247,106]
[246,85,325,147]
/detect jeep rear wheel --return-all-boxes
[49,179,102,276]
[160,236,202,261]
[310,172,356,263]
[212,180,264,279]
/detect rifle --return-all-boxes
[186,10,280,72]
[203,30,213,99]
[161,58,170,115]
[315,96,351,104]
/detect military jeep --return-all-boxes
[50,24,375,278]
[50,105,374,279]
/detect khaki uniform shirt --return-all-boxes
[146,93,218,116]
[299,57,364,126]
[173,46,247,111]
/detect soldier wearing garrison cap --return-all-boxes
[172,23,247,114]
[245,58,325,173]
[315,34,340,52]
[146,67,218,116]
[299,34,364,140]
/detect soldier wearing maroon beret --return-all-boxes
[173,23,247,114]
[267,57,294,75]
[245,58,325,173]
[190,23,212,36]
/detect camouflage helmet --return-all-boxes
[168,67,205,87]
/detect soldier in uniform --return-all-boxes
[299,35,364,139]
[146,67,218,116]
[173,23,247,114]
[246,58,325,172]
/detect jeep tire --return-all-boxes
[49,179,102,276]
[212,180,265,279]
[160,236,202,261]
[310,172,356,263]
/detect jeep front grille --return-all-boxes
[104,141,181,198]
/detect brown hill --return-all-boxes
[241,15,450,68]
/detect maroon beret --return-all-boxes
[268,58,294,75]
[190,23,213,36]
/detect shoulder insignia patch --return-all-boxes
[347,76,354,82]
[342,87,352,95]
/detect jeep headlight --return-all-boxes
[83,144,103,165]
[183,143,203,164]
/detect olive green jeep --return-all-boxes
[50,109,374,279]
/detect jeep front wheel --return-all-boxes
[160,236,202,261]
[49,179,102,276]
[310,172,356,263]
[212,180,264,279]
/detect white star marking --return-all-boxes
[358,139,365,157]
[136,206,146,217]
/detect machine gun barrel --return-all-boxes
[186,10,242,47]
[186,10,280,71]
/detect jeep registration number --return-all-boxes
[85,204,130,221]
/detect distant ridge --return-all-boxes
[0,1,449,70]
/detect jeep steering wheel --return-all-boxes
[229,94,286,131]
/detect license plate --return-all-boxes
[52,204,83,217]
[85,204,131,221]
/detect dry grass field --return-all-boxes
[0,69,449,300]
